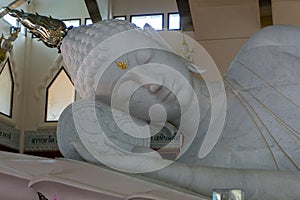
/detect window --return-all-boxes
[168,13,181,30]
[130,14,164,30]
[213,189,244,200]
[20,25,27,35]
[0,58,14,117]
[45,67,75,122]
[3,14,18,27]
[85,18,93,25]
[113,16,126,20]
[4,14,26,36]
[62,19,81,28]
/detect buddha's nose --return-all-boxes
[148,84,162,93]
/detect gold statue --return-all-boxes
[4,7,68,50]
[0,28,20,64]
[0,34,6,63]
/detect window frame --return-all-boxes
[130,13,164,31]
[0,58,14,118]
[4,14,27,36]
[84,18,93,25]
[167,12,181,31]
[3,14,19,27]
[44,66,75,122]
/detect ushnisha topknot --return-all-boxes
[60,19,137,86]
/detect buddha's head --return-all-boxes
[60,19,202,124]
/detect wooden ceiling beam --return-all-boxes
[259,0,273,28]
[0,0,26,19]
[84,0,102,23]
[176,0,194,31]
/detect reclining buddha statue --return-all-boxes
[6,7,300,200]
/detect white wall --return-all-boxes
[272,0,300,27]
[113,0,178,15]
[97,0,112,19]
[190,0,261,75]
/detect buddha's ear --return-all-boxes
[142,23,206,75]
[143,23,172,50]
[180,57,206,74]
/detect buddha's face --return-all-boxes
[96,49,195,123]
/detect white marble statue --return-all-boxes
[56,21,300,200]
[6,9,300,199]
[57,24,199,174]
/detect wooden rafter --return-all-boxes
[84,0,102,23]
[176,0,194,31]
[0,0,26,19]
